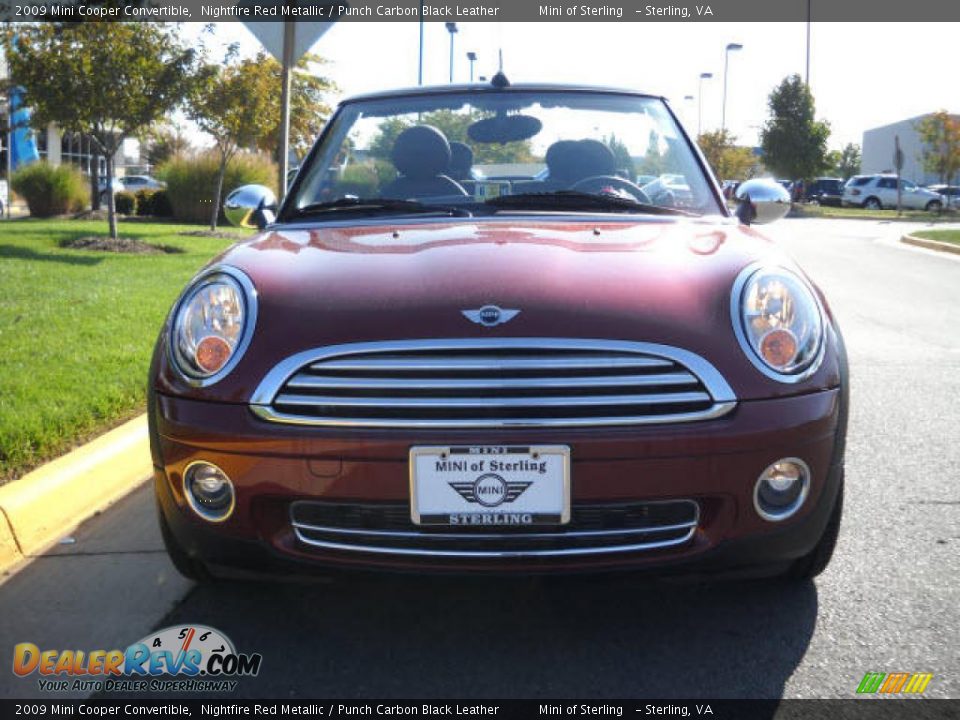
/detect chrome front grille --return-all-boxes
[289,499,700,558]
[250,339,736,428]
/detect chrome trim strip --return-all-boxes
[251,402,738,428]
[310,354,675,372]
[273,391,712,409]
[291,520,697,540]
[290,526,697,558]
[250,338,738,428]
[286,371,699,391]
[729,263,827,384]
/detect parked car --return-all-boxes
[842,174,943,211]
[925,184,960,208]
[99,174,165,203]
[805,177,845,207]
[150,81,847,583]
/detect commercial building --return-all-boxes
[862,113,959,185]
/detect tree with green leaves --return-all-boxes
[604,134,635,180]
[915,111,960,186]
[759,74,831,181]
[143,124,193,168]
[245,53,336,162]
[188,55,280,230]
[697,129,757,181]
[6,22,202,239]
[834,143,861,179]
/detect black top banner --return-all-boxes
[1,0,959,22]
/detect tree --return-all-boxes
[246,53,336,162]
[367,109,535,167]
[188,55,278,230]
[143,124,193,168]
[834,143,861,179]
[6,23,202,239]
[759,74,831,181]
[697,129,757,181]
[605,134,635,179]
[915,111,960,186]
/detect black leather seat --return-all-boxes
[380,126,468,199]
[449,141,476,195]
[517,139,618,193]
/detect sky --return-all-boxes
[187,21,959,152]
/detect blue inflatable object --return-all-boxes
[10,87,39,169]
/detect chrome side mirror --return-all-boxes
[734,178,791,225]
[224,184,277,230]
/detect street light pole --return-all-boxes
[722,43,743,134]
[467,51,477,83]
[805,0,811,85]
[445,23,458,83]
[418,1,424,85]
[698,72,713,137]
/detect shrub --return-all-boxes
[114,190,137,215]
[11,162,88,217]
[158,153,276,225]
[133,189,172,217]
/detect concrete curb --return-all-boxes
[901,233,960,256]
[0,414,151,573]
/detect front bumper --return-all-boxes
[152,387,845,577]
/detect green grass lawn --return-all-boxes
[788,204,958,223]
[0,219,246,483]
[912,229,960,245]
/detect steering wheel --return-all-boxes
[569,175,651,204]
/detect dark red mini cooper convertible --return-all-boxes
[149,80,847,581]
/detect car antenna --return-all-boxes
[491,49,509,88]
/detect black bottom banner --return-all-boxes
[2,700,959,720]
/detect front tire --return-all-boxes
[158,508,213,583]
[863,197,882,210]
[787,479,843,580]
[926,200,942,213]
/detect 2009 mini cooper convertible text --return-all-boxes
[149,80,847,581]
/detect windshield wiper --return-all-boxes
[485,191,697,217]
[290,197,470,218]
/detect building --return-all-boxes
[862,113,960,185]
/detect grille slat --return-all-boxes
[251,339,737,428]
[289,500,700,558]
[286,371,700,391]
[273,391,713,409]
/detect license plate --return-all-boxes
[409,445,570,527]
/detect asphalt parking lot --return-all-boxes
[1,217,957,700]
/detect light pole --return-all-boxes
[698,72,713,137]
[445,22,458,83]
[722,42,743,134]
[417,1,424,85]
[466,51,477,82]
[683,95,694,132]
[805,0,811,85]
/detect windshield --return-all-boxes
[285,90,723,219]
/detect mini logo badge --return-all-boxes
[449,473,532,507]
[462,305,520,327]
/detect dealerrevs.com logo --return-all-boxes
[13,625,262,693]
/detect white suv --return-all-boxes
[842,174,943,211]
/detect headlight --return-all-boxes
[170,267,257,385]
[732,265,824,380]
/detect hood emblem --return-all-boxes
[462,305,520,328]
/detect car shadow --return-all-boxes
[0,244,103,266]
[148,570,818,700]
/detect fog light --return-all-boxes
[183,461,235,522]
[754,458,810,522]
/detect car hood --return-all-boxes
[154,218,842,402]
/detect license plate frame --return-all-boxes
[409,445,571,527]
